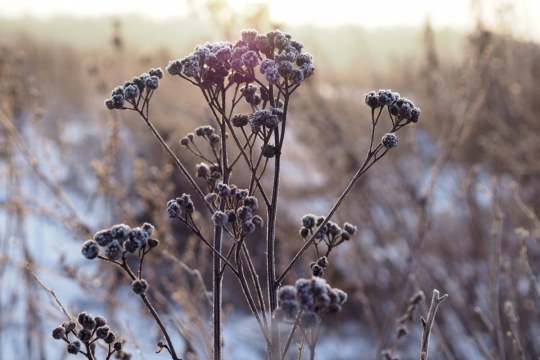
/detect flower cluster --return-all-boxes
[364,89,421,124]
[104,68,163,110]
[166,29,314,89]
[180,125,221,149]
[299,214,357,253]
[274,277,347,328]
[310,256,329,277]
[81,222,158,260]
[52,312,129,358]
[205,183,263,235]
[166,194,195,220]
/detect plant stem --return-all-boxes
[121,262,181,360]
[137,110,206,205]
[420,289,448,360]
[212,90,230,360]
[277,146,387,284]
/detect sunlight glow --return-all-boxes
[0,0,539,39]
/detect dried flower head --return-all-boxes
[132,279,149,295]
[81,240,100,260]
[52,326,66,340]
[67,341,81,354]
[212,211,229,227]
[365,91,380,108]
[382,133,399,149]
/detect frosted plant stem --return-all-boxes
[420,289,448,360]
[137,110,206,204]
[277,145,387,285]
[121,262,181,360]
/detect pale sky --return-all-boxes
[1,0,539,40]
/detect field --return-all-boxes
[1,6,540,360]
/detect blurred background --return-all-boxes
[1,0,540,359]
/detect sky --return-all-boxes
[0,0,539,40]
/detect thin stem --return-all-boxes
[235,246,271,344]
[420,289,448,360]
[27,264,72,319]
[136,110,206,204]
[211,88,230,360]
[120,261,181,360]
[267,92,290,359]
[184,220,239,276]
[280,312,302,360]
[241,243,268,322]
[277,145,388,284]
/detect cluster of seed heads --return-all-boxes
[364,89,422,149]
[179,125,222,149]
[166,194,195,220]
[364,89,421,123]
[274,277,348,328]
[299,214,357,249]
[104,68,163,110]
[81,223,158,261]
[205,183,263,235]
[310,256,330,277]
[52,312,129,359]
[166,29,314,89]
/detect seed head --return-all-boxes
[81,240,100,260]
[382,133,399,149]
[317,256,329,268]
[377,89,398,106]
[132,279,149,295]
[67,341,81,354]
[311,263,324,277]
[196,162,211,178]
[410,107,421,123]
[110,224,131,242]
[104,332,116,344]
[147,238,160,248]
[301,214,317,229]
[231,114,249,127]
[141,222,155,237]
[94,316,107,327]
[113,341,123,352]
[52,326,66,340]
[78,329,92,342]
[243,220,256,234]
[96,326,110,339]
[63,320,77,331]
[299,227,309,238]
[149,68,163,79]
[261,144,277,158]
[105,240,123,260]
[166,60,183,76]
[212,211,229,227]
[252,215,264,228]
[365,91,380,108]
[343,222,357,235]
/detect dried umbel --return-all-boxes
[365,89,421,126]
[274,277,348,327]
[164,29,315,90]
[81,222,158,261]
[51,312,129,358]
[104,68,163,110]
[299,214,357,257]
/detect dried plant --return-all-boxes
[64,28,424,360]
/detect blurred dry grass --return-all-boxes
[1,11,540,360]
